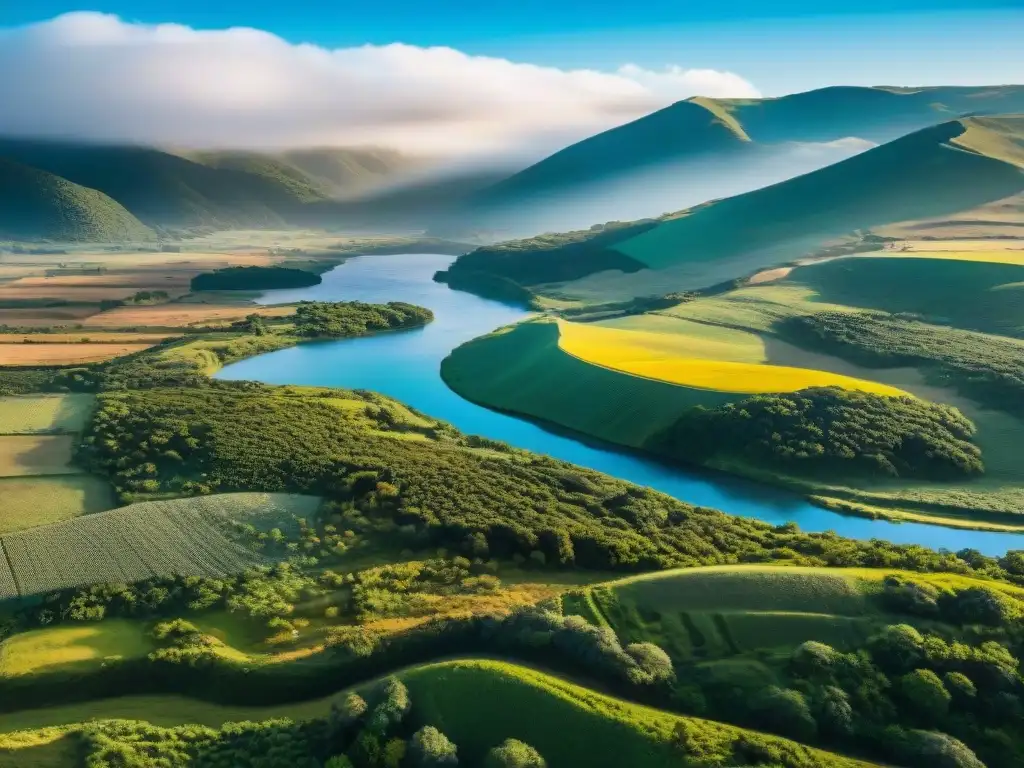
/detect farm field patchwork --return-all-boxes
[0,394,93,434]
[0,493,320,596]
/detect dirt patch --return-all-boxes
[0,343,153,365]
[749,267,793,285]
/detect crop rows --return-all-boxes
[0,492,321,597]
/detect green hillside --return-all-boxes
[477,99,752,203]
[190,146,420,200]
[400,660,882,768]
[0,158,154,242]
[471,84,1024,209]
[277,146,421,197]
[615,117,1024,269]
[0,660,883,768]
[0,139,323,229]
[188,151,330,202]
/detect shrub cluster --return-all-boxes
[657,386,983,480]
[190,265,322,291]
[293,301,433,338]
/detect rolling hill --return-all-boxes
[614,116,1024,269]
[442,115,1024,301]
[0,139,428,233]
[471,85,1024,210]
[0,158,154,242]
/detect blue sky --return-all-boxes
[2,2,1024,95]
[2,2,1021,96]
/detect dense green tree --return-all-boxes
[815,686,855,738]
[484,739,547,768]
[900,669,952,719]
[899,730,986,768]
[658,386,983,481]
[750,687,817,742]
[869,624,926,673]
[408,727,458,767]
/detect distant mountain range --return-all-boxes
[2,84,1023,242]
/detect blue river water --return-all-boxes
[216,253,1023,555]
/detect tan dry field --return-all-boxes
[0,333,173,344]
[82,303,294,329]
[0,343,153,365]
[0,436,75,477]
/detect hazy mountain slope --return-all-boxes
[278,147,424,198]
[0,139,322,228]
[464,85,1024,222]
[615,117,1024,269]
[187,151,331,202]
[477,100,751,203]
[0,158,154,242]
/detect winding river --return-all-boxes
[216,253,1023,555]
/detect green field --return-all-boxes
[0,395,93,435]
[0,436,76,478]
[442,320,736,449]
[0,659,882,768]
[0,476,114,538]
[782,256,1024,337]
[567,565,1023,662]
[0,492,320,597]
[0,621,154,678]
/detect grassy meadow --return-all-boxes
[0,395,93,434]
[0,621,155,678]
[0,659,884,768]
[565,564,1024,671]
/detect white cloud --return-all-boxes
[0,12,760,156]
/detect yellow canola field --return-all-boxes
[556,320,907,397]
